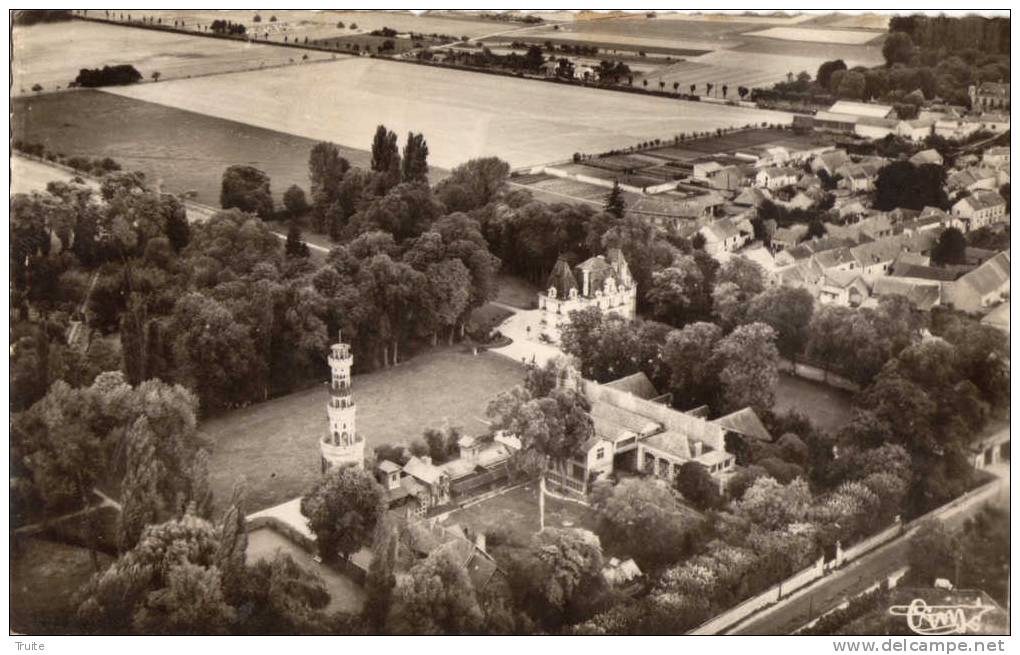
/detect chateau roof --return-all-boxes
[546,259,578,297]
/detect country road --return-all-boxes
[730,465,1009,635]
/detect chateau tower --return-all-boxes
[320,330,365,471]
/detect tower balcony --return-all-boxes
[320,433,365,469]
[329,381,351,395]
[327,396,355,410]
[329,347,352,366]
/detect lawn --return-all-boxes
[247,527,366,613]
[201,346,525,514]
[104,57,794,170]
[12,90,373,207]
[10,537,114,634]
[442,483,602,551]
[12,19,341,94]
[11,154,99,195]
[773,373,855,434]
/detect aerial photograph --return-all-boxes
[8,7,1010,641]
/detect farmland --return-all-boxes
[744,26,882,45]
[105,57,793,169]
[11,19,342,95]
[12,90,374,206]
[10,154,98,195]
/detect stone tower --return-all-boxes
[319,330,364,472]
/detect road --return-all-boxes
[730,468,1008,635]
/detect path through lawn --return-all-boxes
[202,346,524,514]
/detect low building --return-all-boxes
[951,190,1007,231]
[699,216,753,255]
[982,146,1010,169]
[755,165,800,190]
[810,149,850,177]
[942,249,1010,313]
[870,277,942,310]
[909,148,944,167]
[538,248,637,319]
[817,269,871,307]
[948,167,1000,194]
[827,100,896,119]
[401,456,452,515]
[969,82,1010,111]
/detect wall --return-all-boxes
[779,556,825,597]
[688,586,780,635]
[839,521,901,566]
[778,357,861,392]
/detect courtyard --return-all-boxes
[773,373,855,434]
[201,345,525,514]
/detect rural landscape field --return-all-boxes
[107,57,794,169]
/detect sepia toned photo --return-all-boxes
[8,7,1010,641]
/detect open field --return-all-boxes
[12,20,342,95]
[745,27,882,44]
[12,90,373,206]
[247,527,366,613]
[201,347,524,513]
[140,9,502,42]
[483,32,714,57]
[773,373,854,434]
[11,154,99,195]
[106,58,793,170]
[11,538,114,634]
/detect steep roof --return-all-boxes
[701,217,743,243]
[603,372,659,400]
[546,259,578,297]
[711,408,773,442]
[909,149,943,166]
[851,237,904,267]
[591,401,660,441]
[733,187,772,207]
[403,456,447,485]
[981,301,1010,333]
[872,277,942,310]
[575,255,619,297]
[643,430,691,459]
[956,190,1006,213]
[891,263,959,282]
[955,250,1010,297]
[813,247,856,269]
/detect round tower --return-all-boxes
[320,330,365,471]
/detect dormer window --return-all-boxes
[548,287,557,299]
[569,288,578,300]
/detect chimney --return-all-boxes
[475,532,487,553]
[691,441,703,457]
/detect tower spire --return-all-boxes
[319,329,365,472]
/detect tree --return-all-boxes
[836,70,867,100]
[883,31,916,66]
[591,477,694,569]
[647,256,709,326]
[661,322,722,410]
[746,286,814,362]
[674,462,722,511]
[931,227,967,266]
[401,132,430,184]
[387,540,483,634]
[77,512,224,633]
[151,71,161,82]
[308,142,350,226]
[164,203,190,252]
[907,519,959,587]
[220,165,273,219]
[816,59,847,89]
[717,256,765,297]
[435,157,510,213]
[509,528,606,629]
[874,161,948,213]
[285,224,311,259]
[300,466,386,561]
[604,180,625,218]
[370,125,401,191]
[283,185,309,217]
[714,322,779,415]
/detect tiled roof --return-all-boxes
[909,149,943,166]
[643,430,691,459]
[711,408,772,442]
[955,250,1010,297]
[891,263,959,282]
[872,277,942,310]
[603,372,659,400]
[813,247,856,269]
[403,456,447,485]
[591,401,660,441]
[378,460,401,473]
[828,100,894,118]
[546,259,578,297]
[957,190,1006,212]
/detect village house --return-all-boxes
[982,146,1010,169]
[810,149,850,177]
[942,250,1010,313]
[909,148,944,167]
[948,167,1002,195]
[699,216,754,255]
[538,248,637,320]
[817,269,872,307]
[705,165,748,191]
[755,165,800,190]
[969,82,1010,111]
[850,237,905,276]
[732,186,772,208]
[951,190,1008,231]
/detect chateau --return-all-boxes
[537,248,637,320]
[319,330,365,471]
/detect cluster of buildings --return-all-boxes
[794,93,1011,142]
